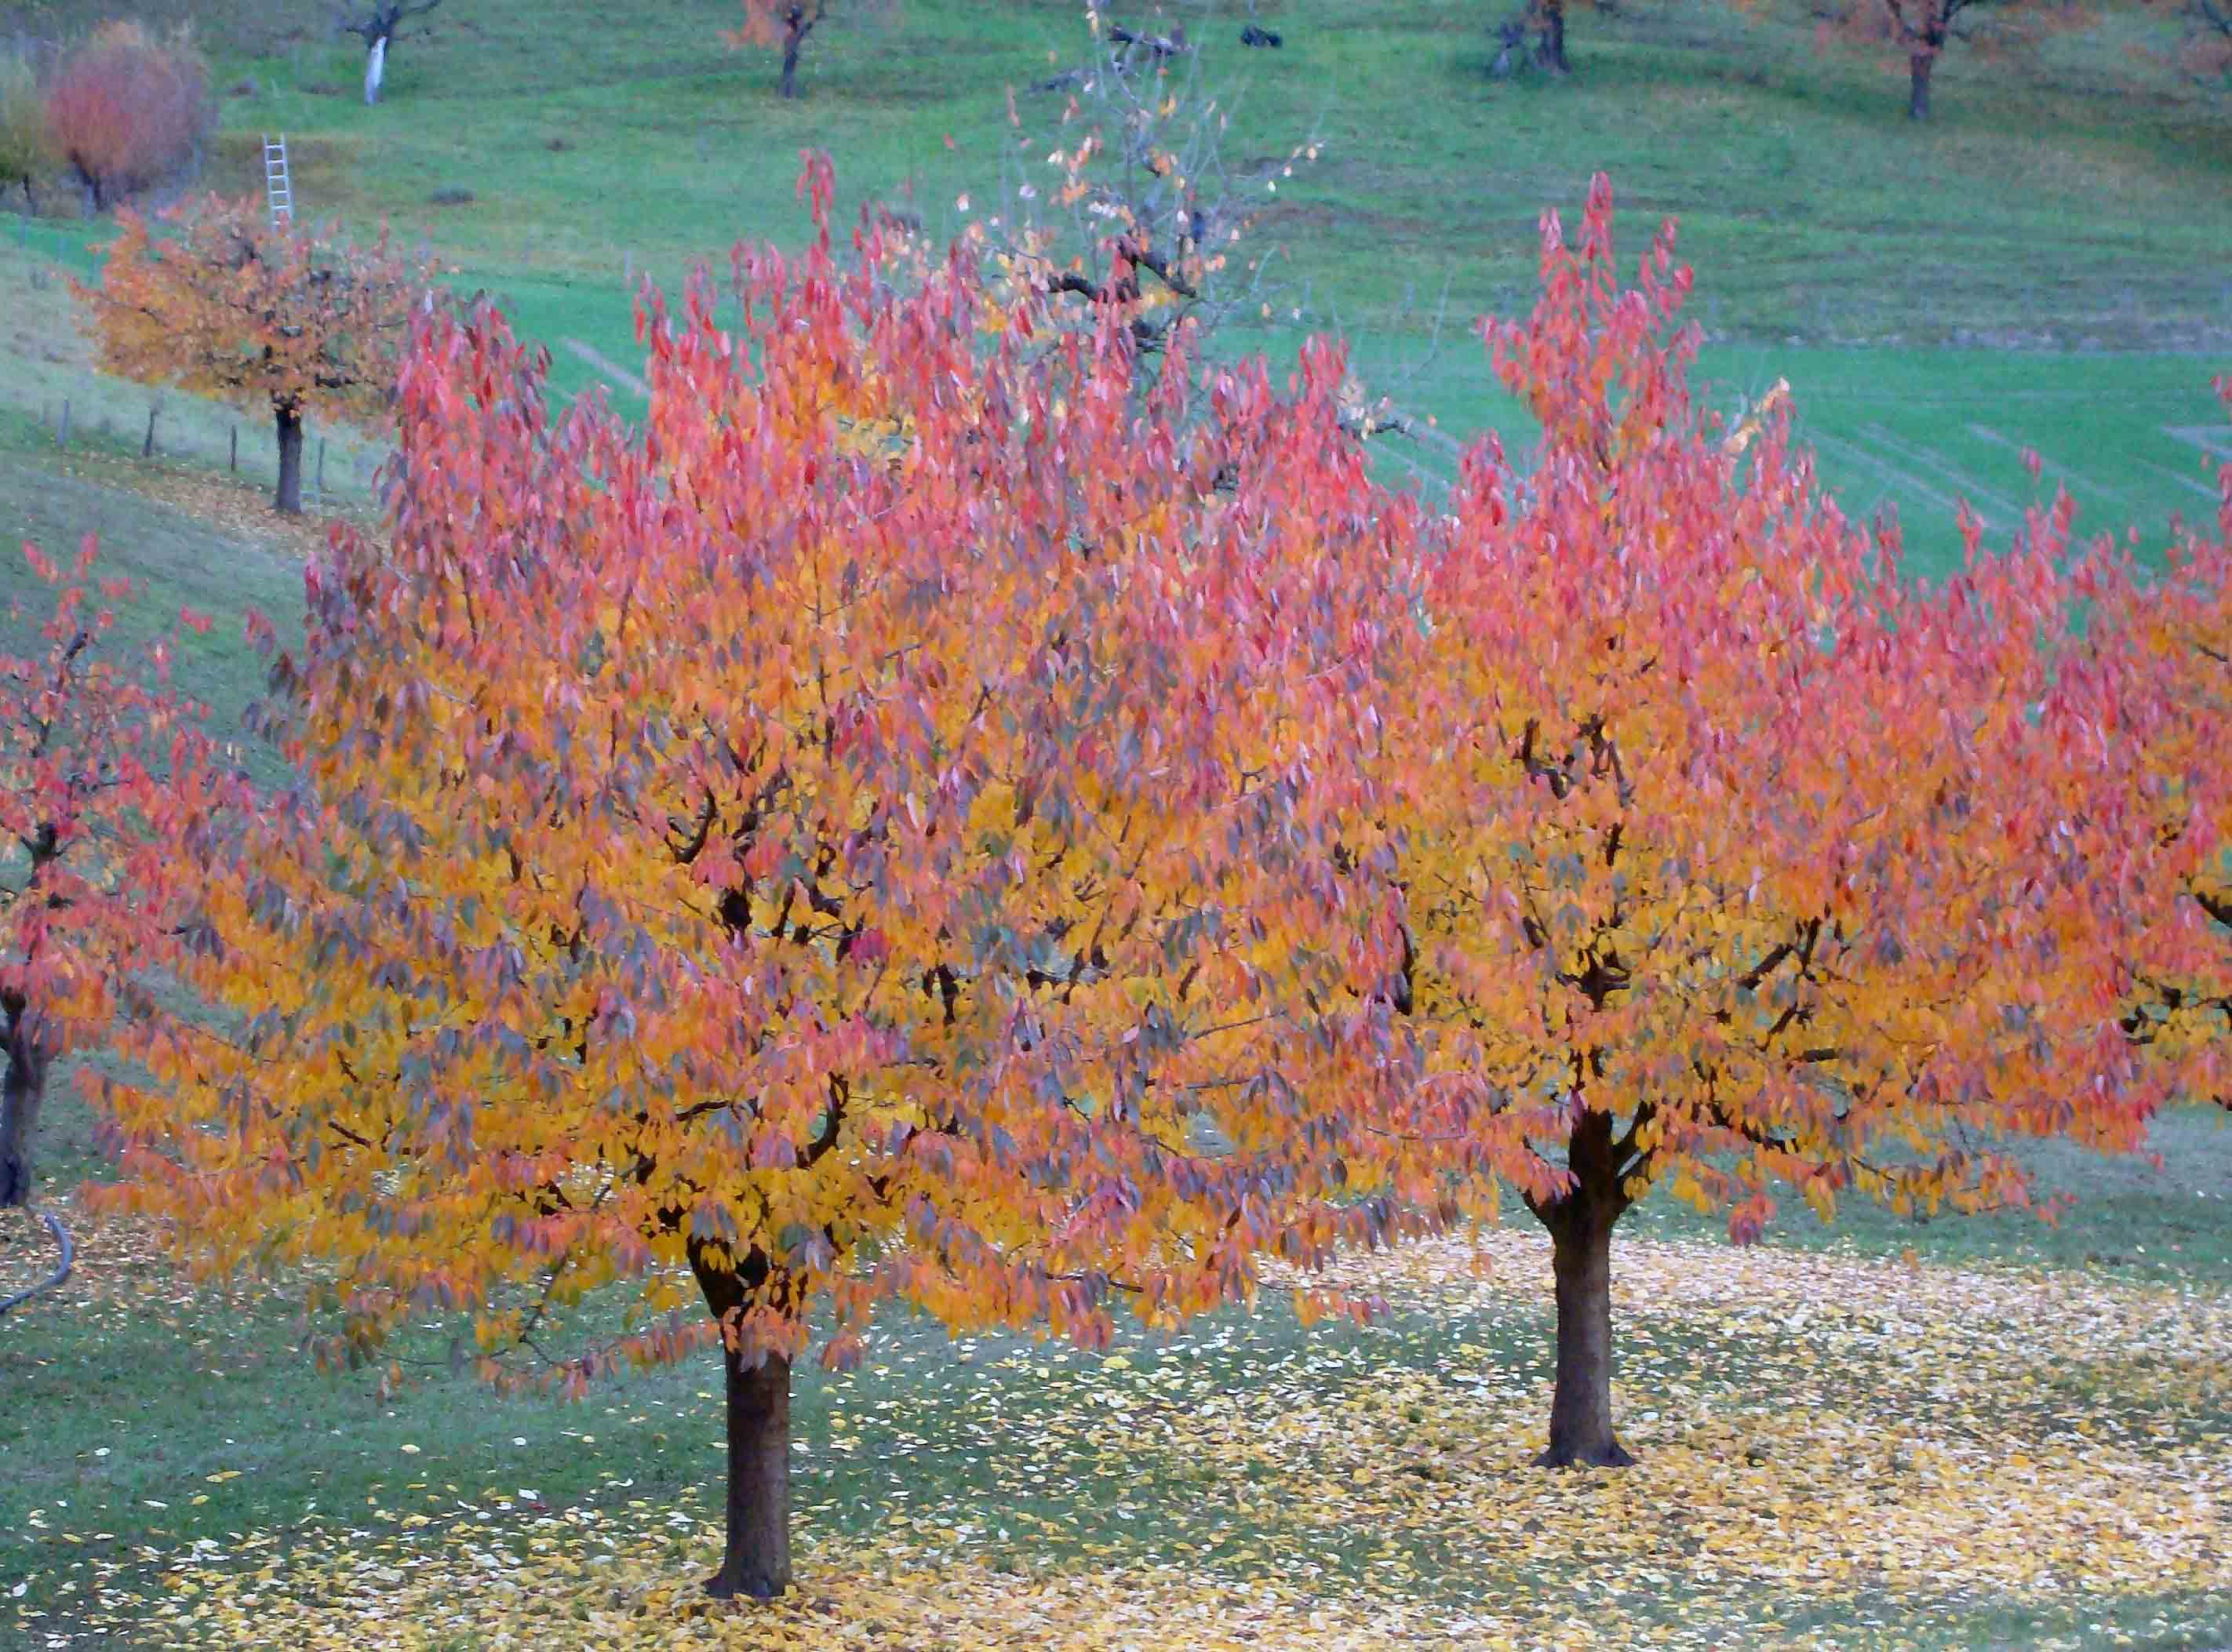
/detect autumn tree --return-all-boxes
[1,538,225,1210]
[78,196,437,515]
[2085,378,2232,1108]
[1354,177,2169,1467]
[97,158,1466,1599]
[42,21,208,211]
[1807,0,2098,118]
[338,0,446,105]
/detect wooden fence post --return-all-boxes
[143,402,158,459]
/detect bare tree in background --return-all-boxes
[970,13,1438,450]
[337,0,444,104]
[984,18,1293,380]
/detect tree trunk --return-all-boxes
[1536,0,1571,75]
[365,35,388,105]
[780,34,803,99]
[1907,51,1933,121]
[0,996,49,1210]
[692,1242,796,1599]
[1542,1199,1631,1465]
[706,1345,793,1599]
[274,404,304,515]
[1531,1108,1635,1468]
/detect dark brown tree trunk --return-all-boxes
[707,1345,793,1599]
[692,1243,796,1599]
[1537,0,1571,75]
[780,33,803,99]
[1907,51,1933,120]
[0,995,50,1210]
[274,403,304,515]
[1531,1108,1635,1468]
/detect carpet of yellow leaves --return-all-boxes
[1255,1233,2227,1618]
[135,1541,1459,1650]
[9,1206,2226,1648]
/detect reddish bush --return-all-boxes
[43,22,207,212]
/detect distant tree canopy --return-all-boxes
[986,15,1305,388]
[42,21,208,211]
[1804,0,2099,118]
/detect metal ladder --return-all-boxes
[262,134,293,231]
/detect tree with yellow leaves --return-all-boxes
[1354,177,2172,1466]
[2081,377,2232,1112]
[96,158,1484,1598]
[78,196,436,515]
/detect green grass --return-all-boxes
[32,0,2216,348]
[1622,1105,2232,1281]
[0,409,308,744]
[1359,340,2227,582]
[5,0,2228,579]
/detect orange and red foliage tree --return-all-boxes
[42,21,206,211]
[96,158,1487,1598]
[78,196,436,516]
[1349,177,2171,1466]
[1,539,225,1209]
[2085,378,2232,1109]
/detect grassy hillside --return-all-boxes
[11,0,2224,346]
[5,0,2230,577]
